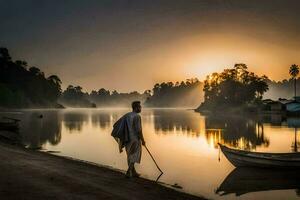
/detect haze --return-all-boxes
[1,0,299,92]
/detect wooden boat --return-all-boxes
[216,167,300,196]
[0,117,20,131]
[219,143,300,168]
[0,121,19,131]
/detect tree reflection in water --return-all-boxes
[18,109,299,156]
[152,110,270,150]
[287,118,300,152]
[63,112,88,132]
[91,111,123,129]
[153,109,203,137]
[205,115,270,150]
[20,111,62,149]
[91,112,111,129]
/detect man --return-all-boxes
[111,101,145,178]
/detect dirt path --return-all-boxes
[0,142,206,200]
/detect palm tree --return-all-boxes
[289,64,299,98]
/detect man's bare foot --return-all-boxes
[132,168,140,177]
[132,172,140,177]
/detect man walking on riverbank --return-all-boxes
[111,101,146,178]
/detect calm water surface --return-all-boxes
[1,108,300,200]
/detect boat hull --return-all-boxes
[219,144,300,168]
[0,122,19,131]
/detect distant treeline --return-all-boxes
[264,78,300,100]
[0,47,203,108]
[144,79,203,107]
[0,47,62,108]
[196,64,269,113]
[59,80,203,108]
[59,86,150,108]
[89,88,150,107]
[1,47,294,109]
[59,85,95,108]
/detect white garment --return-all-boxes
[124,112,142,166]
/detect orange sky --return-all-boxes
[1,0,300,92]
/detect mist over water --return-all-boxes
[263,79,300,100]
[1,108,300,200]
[1,1,300,199]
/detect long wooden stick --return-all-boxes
[144,145,163,174]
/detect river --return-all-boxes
[1,108,300,200]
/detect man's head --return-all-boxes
[132,101,141,113]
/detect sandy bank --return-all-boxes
[0,141,206,200]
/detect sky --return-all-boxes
[1,0,300,92]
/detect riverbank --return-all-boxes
[194,103,260,115]
[0,141,205,200]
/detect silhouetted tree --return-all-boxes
[59,85,95,107]
[197,64,268,112]
[0,47,62,108]
[145,78,203,107]
[289,64,299,98]
[29,66,42,76]
[88,88,148,107]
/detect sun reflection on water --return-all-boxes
[2,109,300,200]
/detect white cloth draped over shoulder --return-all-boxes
[124,112,142,166]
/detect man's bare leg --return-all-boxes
[132,165,140,177]
[126,163,134,178]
